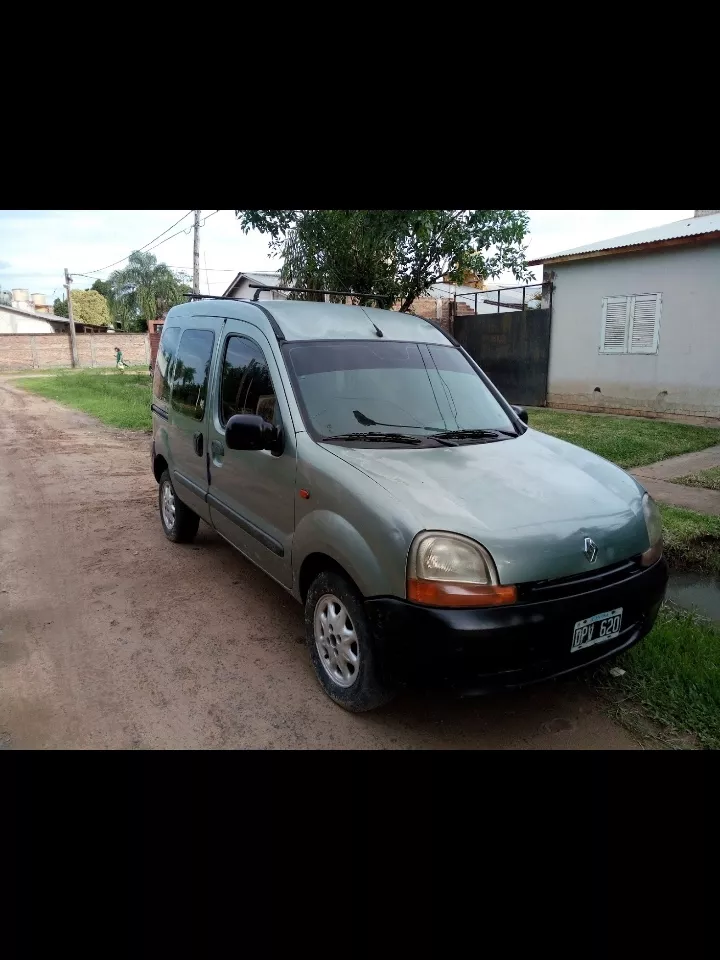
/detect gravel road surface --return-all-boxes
[0,380,640,749]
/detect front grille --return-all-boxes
[516,557,642,604]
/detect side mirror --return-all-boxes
[512,405,529,425]
[225,414,283,454]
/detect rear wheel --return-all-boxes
[305,570,396,712]
[159,469,200,543]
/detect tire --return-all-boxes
[158,469,200,544]
[305,570,396,712]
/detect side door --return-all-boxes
[166,322,219,524]
[207,324,297,589]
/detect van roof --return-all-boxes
[167,298,450,345]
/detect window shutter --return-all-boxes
[629,293,661,354]
[600,296,630,352]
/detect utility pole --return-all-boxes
[64,268,79,368]
[193,210,201,295]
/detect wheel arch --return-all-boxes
[153,453,169,483]
[298,552,361,603]
[293,510,398,601]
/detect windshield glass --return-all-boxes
[284,340,516,439]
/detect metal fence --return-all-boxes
[453,281,551,315]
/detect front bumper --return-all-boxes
[365,558,668,694]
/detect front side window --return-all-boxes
[153,325,180,400]
[170,328,215,421]
[220,335,279,427]
[284,340,515,439]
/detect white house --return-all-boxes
[0,303,56,334]
[223,271,286,300]
[529,210,720,423]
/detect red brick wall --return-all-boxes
[148,328,162,367]
[91,334,149,367]
[0,333,149,371]
[408,298,474,331]
[0,336,35,369]
[410,299,443,320]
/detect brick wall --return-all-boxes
[409,297,475,330]
[410,299,443,321]
[0,333,150,371]
[149,332,161,368]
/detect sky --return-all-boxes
[0,209,696,302]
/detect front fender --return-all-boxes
[292,509,403,600]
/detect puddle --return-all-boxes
[666,572,720,625]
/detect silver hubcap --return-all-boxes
[161,480,176,529]
[314,594,360,688]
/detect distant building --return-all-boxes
[0,303,56,334]
[528,210,720,421]
[223,271,285,300]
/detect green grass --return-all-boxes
[15,370,153,431]
[671,466,720,492]
[598,607,720,749]
[597,505,720,747]
[659,505,720,575]
[529,408,720,469]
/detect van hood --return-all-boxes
[327,428,651,585]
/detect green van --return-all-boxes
[151,298,667,711]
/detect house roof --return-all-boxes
[222,270,282,297]
[1,303,114,329]
[1,302,53,319]
[528,212,720,266]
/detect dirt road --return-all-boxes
[0,381,640,749]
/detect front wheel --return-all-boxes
[305,571,396,712]
[158,469,200,543]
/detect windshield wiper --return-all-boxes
[431,428,517,441]
[353,410,438,431]
[321,432,423,445]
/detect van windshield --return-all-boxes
[283,340,516,441]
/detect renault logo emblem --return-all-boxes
[584,537,598,563]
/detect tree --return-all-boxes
[236,210,533,313]
[53,297,69,318]
[106,251,190,332]
[90,279,113,300]
[68,289,111,328]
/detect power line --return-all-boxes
[138,210,195,251]
[144,223,194,254]
[165,265,236,272]
[102,210,220,268]
[78,210,195,276]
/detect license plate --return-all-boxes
[571,608,623,653]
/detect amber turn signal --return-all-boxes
[407,579,517,608]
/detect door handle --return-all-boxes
[211,439,225,458]
[193,432,203,457]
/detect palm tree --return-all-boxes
[107,251,190,332]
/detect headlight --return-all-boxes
[407,532,517,607]
[641,493,663,566]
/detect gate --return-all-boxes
[452,283,552,407]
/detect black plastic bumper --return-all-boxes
[365,558,668,694]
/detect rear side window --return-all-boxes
[170,329,215,421]
[153,326,180,400]
[220,335,279,427]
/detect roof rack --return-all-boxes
[182,293,242,301]
[179,289,388,339]
[248,284,391,302]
